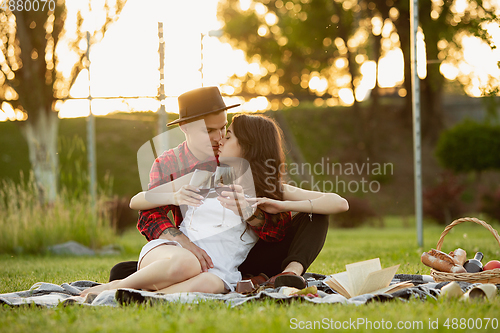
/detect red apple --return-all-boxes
[483,260,500,271]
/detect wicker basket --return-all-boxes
[430,217,500,284]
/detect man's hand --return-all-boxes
[174,185,204,207]
[216,184,255,220]
[159,228,214,272]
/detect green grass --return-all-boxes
[1,219,500,332]
[0,170,117,254]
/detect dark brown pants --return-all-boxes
[109,213,329,281]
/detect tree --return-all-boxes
[218,0,374,155]
[392,0,499,140]
[0,0,126,203]
[218,0,366,110]
[218,0,499,140]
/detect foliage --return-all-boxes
[0,1,127,113]
[435,120,500,173]
[423,172,465,225]
[105,195,139,233]
[0,171,116,254]
[329,196,377,228]
[218,0,366,103]
[217,0,500,138]
[58,135,138,233]
[481,186,500,223]
[482,89,500,123]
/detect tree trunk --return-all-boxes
[420,32,445,143]
[391,3,414,130]
[371,34,382,111]
[421,72,444,142]
[20,110,59,204]
[273,111,310,186]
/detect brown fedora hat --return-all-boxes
[167,86,240,126]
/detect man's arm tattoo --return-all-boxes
[252,220,265,228]
[162,228,182,237]
[255,209,265,220]
[248,209,266,227]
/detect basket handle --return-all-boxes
[436,217,500,251]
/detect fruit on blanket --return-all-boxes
[483,260,500,271]
[291,285,318,297]
[281,287,300,296]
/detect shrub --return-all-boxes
[435,120,500,173]
[104,195,138,233]
[0,171,116,254]
[423,172,465,225]
[480,187,500,223]
[329,196,377,228]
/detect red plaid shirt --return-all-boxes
[137,141,291,242]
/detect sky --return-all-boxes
[0,0,499,121]
[60,0,253,118]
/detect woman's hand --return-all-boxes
[217,184,255,220]
[173,185,204,207]
[253,197,288,214]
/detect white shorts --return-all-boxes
[136,238,232,292]
[137,239,181,269]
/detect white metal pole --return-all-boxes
[410,0,423,247]
[200,32,204,87]
[86,32,97,210]
[157,23,168,152]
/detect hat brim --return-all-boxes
[167,103,240,126]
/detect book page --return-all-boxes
[371,281,413,295]
[357,264,400,295]
[324,271,352,298]
[346,258,381,297]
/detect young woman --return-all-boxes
[80,114,348,297]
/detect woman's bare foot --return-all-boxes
[80,280,120,297]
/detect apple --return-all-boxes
[483,260,500,271]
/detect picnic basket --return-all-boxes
[430,217,500,284]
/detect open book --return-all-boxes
[324,258,413,298]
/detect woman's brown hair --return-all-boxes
[231,114,286,201]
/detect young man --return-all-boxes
[110,86,329,289]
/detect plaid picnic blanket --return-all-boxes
[0,274,461,308]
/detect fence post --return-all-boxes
[157,22,168,152]
[86,31,97,214]
[410,0,423,247]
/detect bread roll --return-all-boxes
[449,248,467,266]
[421,249,467,273]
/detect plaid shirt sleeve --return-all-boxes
[136,143,191,241]
[137,142,217,241]
[249,211,292,242]
[136,153,178,241]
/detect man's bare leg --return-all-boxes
[80,245,201,297]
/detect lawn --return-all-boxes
[1,217,500,332]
